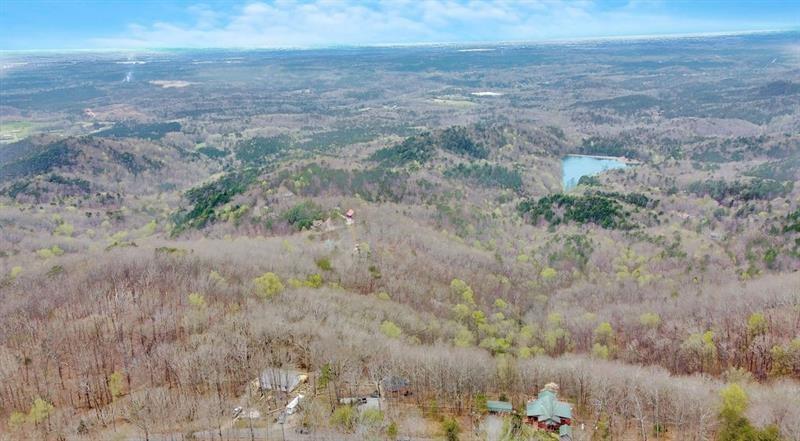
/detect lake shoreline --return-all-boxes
[565,153,641,165]
[562,155,631,190]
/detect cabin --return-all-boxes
[486,400,513,414]
[525,384,572,431]
[380,376,412,396]
[259,368,306,394]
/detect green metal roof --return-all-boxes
[559,425,573,435]
[526,390,572,422]
[556,403,572,418]
[486,400,513,413]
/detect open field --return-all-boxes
[0,121,38,143]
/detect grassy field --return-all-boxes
[0,121,37,143]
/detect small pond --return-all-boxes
[562,155,628,190]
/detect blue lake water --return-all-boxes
[562,155,628,190]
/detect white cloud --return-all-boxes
[90,0,788,49]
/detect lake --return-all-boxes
[562,155,628,190]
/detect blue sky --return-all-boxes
[1,0,798,50]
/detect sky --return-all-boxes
[1,0,798,50]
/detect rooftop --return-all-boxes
[259,368,305,393]
[486,400,513,413]
[526,390,572,424]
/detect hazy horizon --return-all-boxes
[1,28,797,56]
[2,0,799,51]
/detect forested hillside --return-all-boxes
[1,32,799,441]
